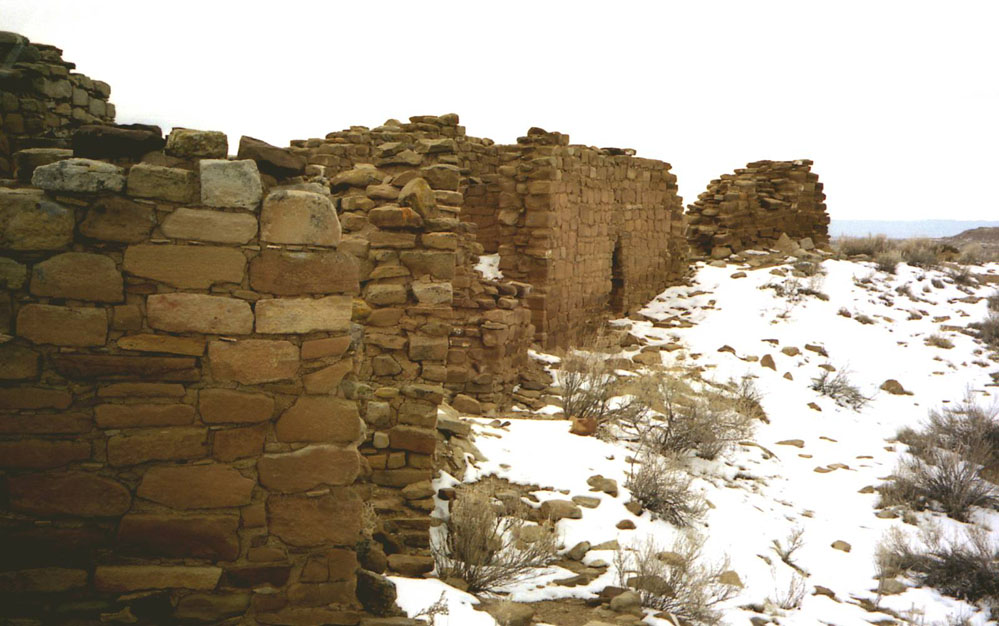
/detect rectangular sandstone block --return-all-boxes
[8,472,131,517]
[98,382,187,398]
[0,387,72,410]
[300,336,351,360]
[126,162,198,203]
[123,244,246,289]
[249,249,359,296]
[161,207,258,244]
[267,493,361,547]
[275,397,360,444]
[0,567,88,593]
[408,335,448,361]
[257,445,359,493]
[0,439,91,469]
[137,464,254,509]
[302,359,353,394]
[118,333,207,356]
[107,427,207,466]
[388,426,437,455]
[208,339,299,384]
[117,514,239,560]
[147,293,254,335]
[0,413,93,435]
[254,296,352,334]
[95,403,196,428]
[213,423,267,462]
[199,159,263,210]
[52,354,200,381]
[17,304,107,347]
[199,388,274,424]
[95,565,222,592]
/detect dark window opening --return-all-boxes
[610,240,625,314]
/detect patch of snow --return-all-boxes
[475,253,503,280]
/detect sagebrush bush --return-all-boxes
[809,369,871,410]
[898,397,999,468]
[924,334,954,349]
[875,250,902,274]
[559,351,645,434]
[432,485,559,592]
[946,265,976,286]
[626,451,705,527]
[836,235,892,257]
[877,526,999,610]
[614,534,736,624]
[987,291,999,312]
[970,313,999,347]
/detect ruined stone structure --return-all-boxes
[686,159,829,255]
[0,33,115,178]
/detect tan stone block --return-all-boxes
[79,195,155,243]
[275,397,360,444]
[408,335,448,361]
[200,159,263,209]
[98,382,187,398]
[370,468,433,488]
[301,336,351,360]
[302,359,353,394]
[8,472,131,516]
[0,439,90,469]
[0,386,72,409]
[258,445,359,493]
[0,188,74,250]
[213,423,268,462]
[326,549,358,581]
[286,580,355,607]
[161,207,258,244]
[126,162,197,203]
[175,592,251,622]
[399,250,454,279]
[29,252,123,302]
[118,333,207,356]
[255,296,352,334]
[123,244,246,289]
[260,190,341,247]
[111,303,142,330]
[0,256,28,289]
[267,492,361,547]
[118,513,240,560]
[199,388,275,424]
[147,293,253,334]
[364,284,407,306]
[17,304,107,347]
[165,128,227,159]
[107,427,207,466]
[138,464,254,509]
[95,403,196,428]
[249,249,359,295]
[388,426,436,455]
[208,339,299,384]
[0,567,88,592]
[95,565,222,592]
[0,413,93,435]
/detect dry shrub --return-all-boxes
[614,534,736,624]
[957,242,991,266]
[970,313,999,347]
[875,250,903,274]
[837,235,892,257]
[899,238,943,268]
[559,351,644,434]
[877,526,999,611]
[925,334,954,349]
[987,291,999,312]
[638,374,756,460]
[899,396,999,469]
[809,369,871,410]
[946,265,976,286]
[432,485,559,592]
[626,451,705,527]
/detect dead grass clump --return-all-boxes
[946,265,976,286]
[614,534,736,624]
[559,351,645,434]
[837,235,892,257]
[970,313,999,347]
[809,369,871,410]
[432,485,559,592]
[987,291,999,312]
[899,238,943,269]
[877,526,999,610]
[925,334,955,349]
[625,451,705,527]
[875,250,903,274]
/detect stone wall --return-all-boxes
[686,159,829,255]
[0,127,430,623]
[0,32,115,177]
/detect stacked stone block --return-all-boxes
[0,32,115,177]
[686,159,829,255]
[0,129,390,624]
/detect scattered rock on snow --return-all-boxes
[539,499,582,521]
[616,519,636,530]
[879,379,912,395]
[480,601,535,626]
[572,495,601,508]
[831,540,852,552]
[587,475,619,497]
[719,570,744,588]
[610,590,642,612]
[760,354,776,370]
[567,541,591,561]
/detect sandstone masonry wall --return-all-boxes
[686,159,829,255]
[0,33,115,178]
[0,126,432,623]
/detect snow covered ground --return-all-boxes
[395,257,999,625]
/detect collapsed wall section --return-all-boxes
[0,127,430,623]
[686,159,829,255]
[0,32,115,177]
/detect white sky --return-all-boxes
[3,0,997,221]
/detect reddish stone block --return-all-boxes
[95,403,195,428]
[29,252,124,302]
[267,492,361,547]
[117,333,207,356]
[286,580,355,607]
[302,359,353,394]
[257,445,359,493]
[117,513,240,560]
[9,472,131,517]
[300,336,351,360]
[147,293,254,335]
[275,397,360,444]
[213,423,268,462]
[222,564,291,589]
[17,304,107,347]
[137,464,254,509]
[123,244,246,289]
[0,439,90,469]
[254,296,352,334]
[106,427,207,466]
[199,388,275,424]
[52,354,200,381]
[388,426,437,455]
[249,249,359,296]
[208,339,299,384]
